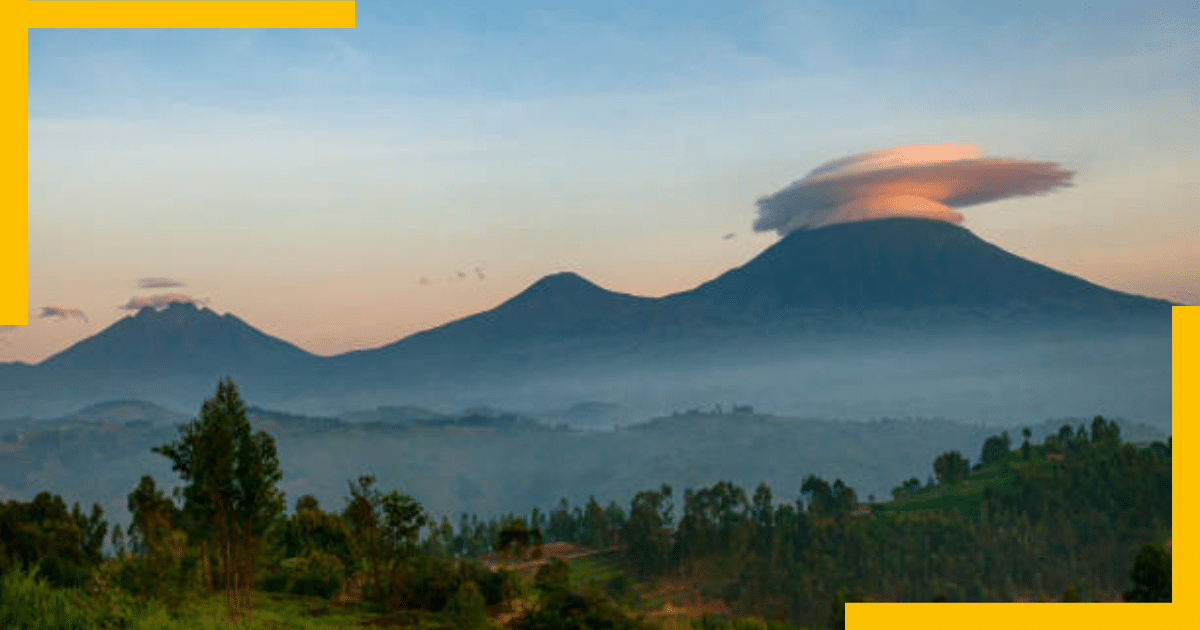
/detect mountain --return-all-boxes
[334,272,656,362]
[335,218,1170,367]
[0,218,1175,421]
[678,218,1165,309]
[321,271,665,391]
[41,302,319,374]
[1,303,323,418]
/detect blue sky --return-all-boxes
[13,0,1199,361]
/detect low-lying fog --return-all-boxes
[360,330,1172,432]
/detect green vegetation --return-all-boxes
[0,379,1172,629]
[605,416,1170,627]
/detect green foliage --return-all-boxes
[1124,542,1171,602]
[535,558,571,594]
[342,473,432,612]
[606,574,639,607]
[0,566,92,630]
[513,586,656,630]
[624,418,1170,628]
[623,484,675,577]
[0,491,106,589]
[692,616,810,630]
[979,432,1011,466]
[125,475,180,556]
[283,549,345,599]
[263,507,355,579]
[112,528,203,611]
[932,450,970,485]
[152,377,286,614]
[294,494,320,513]
[497,517,544,560]
[467,563,519,607]
[447,581,489,629]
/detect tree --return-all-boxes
[534,558,571,594]
[152,377,285,621]
[980,432,1011,466]
[448,581,489,629]
[0,491,104,588]
[71,501,109,567]
[933,451,970,485]
[125,475,178,556]
[294,495,320,514]
[801,476,834,518]
[548,497,576,543]
[624,485,674,577]
[752,482,774,533]
[343,474,430,611]
[1090,416,1121,450]
[498,518,539,560]
[830,480,857,520]
[1124,542,1170,602]
[344,475,386,611]
[121,475,200,609]
[583,496,610,548]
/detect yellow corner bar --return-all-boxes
[2,1,355,324]
[21,1,356,30]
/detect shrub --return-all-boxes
[448,581,489,629]
[0,565,93,630]
[287,549,345,599]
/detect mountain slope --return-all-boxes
[668,218,1170,314]
[0,218,1175,420]
[41,302,320,374]
[327,272,664,382]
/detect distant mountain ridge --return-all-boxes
[0,218,1174,419]
[40,302,320,373]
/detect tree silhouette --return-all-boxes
[933,451,970,485]
[153,377,285,620]
[1124,542,1170,602]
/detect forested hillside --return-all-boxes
[0,381,1171,629]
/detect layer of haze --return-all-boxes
[16,0,1199,362]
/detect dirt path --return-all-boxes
[481,543,623,573]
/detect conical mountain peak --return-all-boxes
[677,217,1169,312]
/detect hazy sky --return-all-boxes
[12,0,1198,363]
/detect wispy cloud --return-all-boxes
[38,306,88,323]
[137,277,186,289]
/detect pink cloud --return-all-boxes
[38,306,88,323]
[754,143,1075,234]
[119,293,210,311]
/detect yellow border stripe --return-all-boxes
[2,22,27,325]
[3,0,353,324]
[6,2,1194,627]
[21,1,356,29]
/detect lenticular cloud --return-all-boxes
[753,143,1075,235]
[120,293,209,311]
